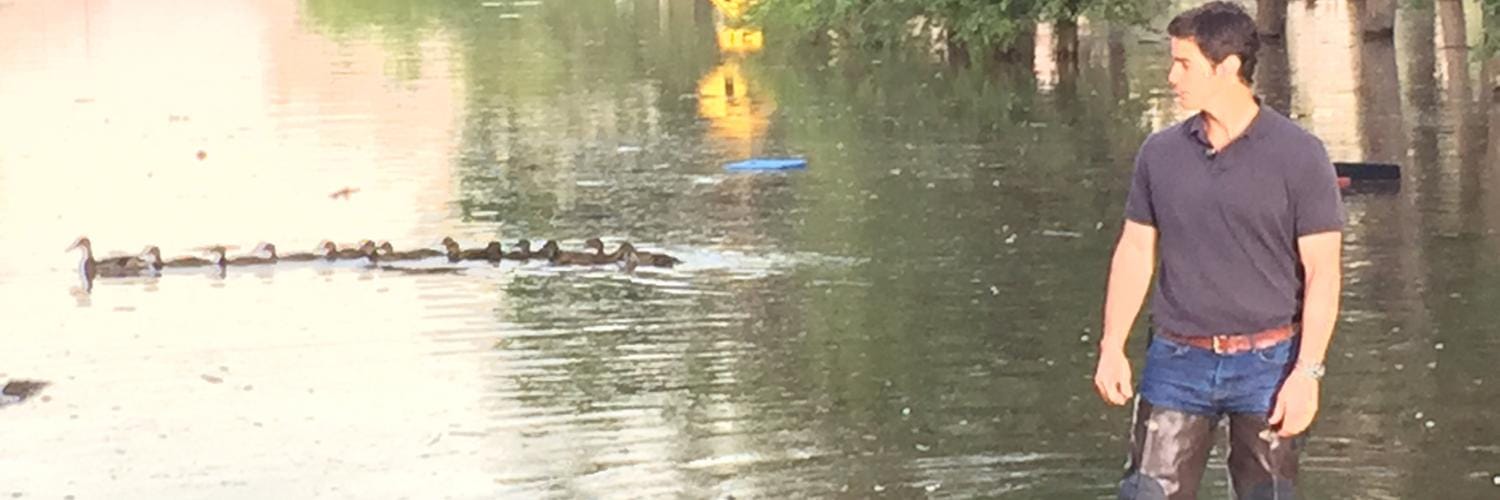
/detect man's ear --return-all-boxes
[1217,54,1242,79]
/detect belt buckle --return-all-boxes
[1212,335,1227,354]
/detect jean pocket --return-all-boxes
[1150,336,1194,358]
[1251,340,1294,365]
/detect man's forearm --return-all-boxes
[1101,243,1155,353]
[1298,264,1341,365]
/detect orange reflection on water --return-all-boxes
[717,28,764,53]
[696,61,774,159]
[708,0,750,20]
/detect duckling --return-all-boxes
[330,240,376,260]
[535,240,561,261]
[139,246,166,273]
[605,241,680,268]
[503,239,533,260]
[618,242,641,273]
[277,242,327,262]
[551,238,615,266]
[66,237,151,277]
[154,246,229,269]
[441,237,463,262]
[461,241,503,262]
[310,241,345,261]
[381,241,446,261]
[228,242,278,266]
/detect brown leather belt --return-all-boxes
[1156,324,1296,355]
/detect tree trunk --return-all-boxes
[1436,0,1471,104]
[1256,0,1287,38]
[1108,23,1129,102]
[1355,36,1405,163]
[1485,52,1500,108]
[1256,38,1293,116]
[1352,0,1397,38]
[1053,18,1079,68]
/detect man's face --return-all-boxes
[1168,37,1236,111]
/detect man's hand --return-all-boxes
[1093,349,1134,406]
[1268,371,1320,436]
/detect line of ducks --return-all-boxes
[67,236,682,278]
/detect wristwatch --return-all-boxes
[1295,362,1326,380]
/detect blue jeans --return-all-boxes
[1139,334,1296,416]
[1119,333,1303,500]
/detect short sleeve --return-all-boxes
[1290,140,1345,236]
[1124,145,1155,226]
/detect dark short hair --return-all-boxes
[1167,1,1259,84]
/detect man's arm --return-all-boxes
[1269,230,1341,435]
[1094,220,1157,406]
[1294,231,1342,365]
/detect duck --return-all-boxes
[144,245,228,270]
[380,241,446,261]
[440,237,464,262]
[190,246,230,268]
[535,240,561,261]
[463,241,503,262]
[618,242,641,273]
[503,239,533,260]
[604,241,680,268]
[66,237,152,277]
[276,242,328,262]
[228,242,278,266]
[583,238,624,264]
[314,240,377,263]
[548,238,618,266]
[609,241,681,268]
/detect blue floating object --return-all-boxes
[724,157,807,171]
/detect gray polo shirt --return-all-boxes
[1125,105,1344,337]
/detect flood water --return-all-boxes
[1,0,1498,498]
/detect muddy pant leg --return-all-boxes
[1119,399,1218,500]
[1226,413,1301,500]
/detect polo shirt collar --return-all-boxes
[1183,98,1273,148]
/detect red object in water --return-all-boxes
[195,150,207,161]
[1337,177,1352,189]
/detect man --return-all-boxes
[1092,2,1344,499]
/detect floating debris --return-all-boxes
[1041,229,1083,238]
[616,145,643,153]
[1424,420,1436,429]
[329,186,360,199]
[1,379,49,407]
[1004,234,1017,244]
[1435,342,1445,350]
